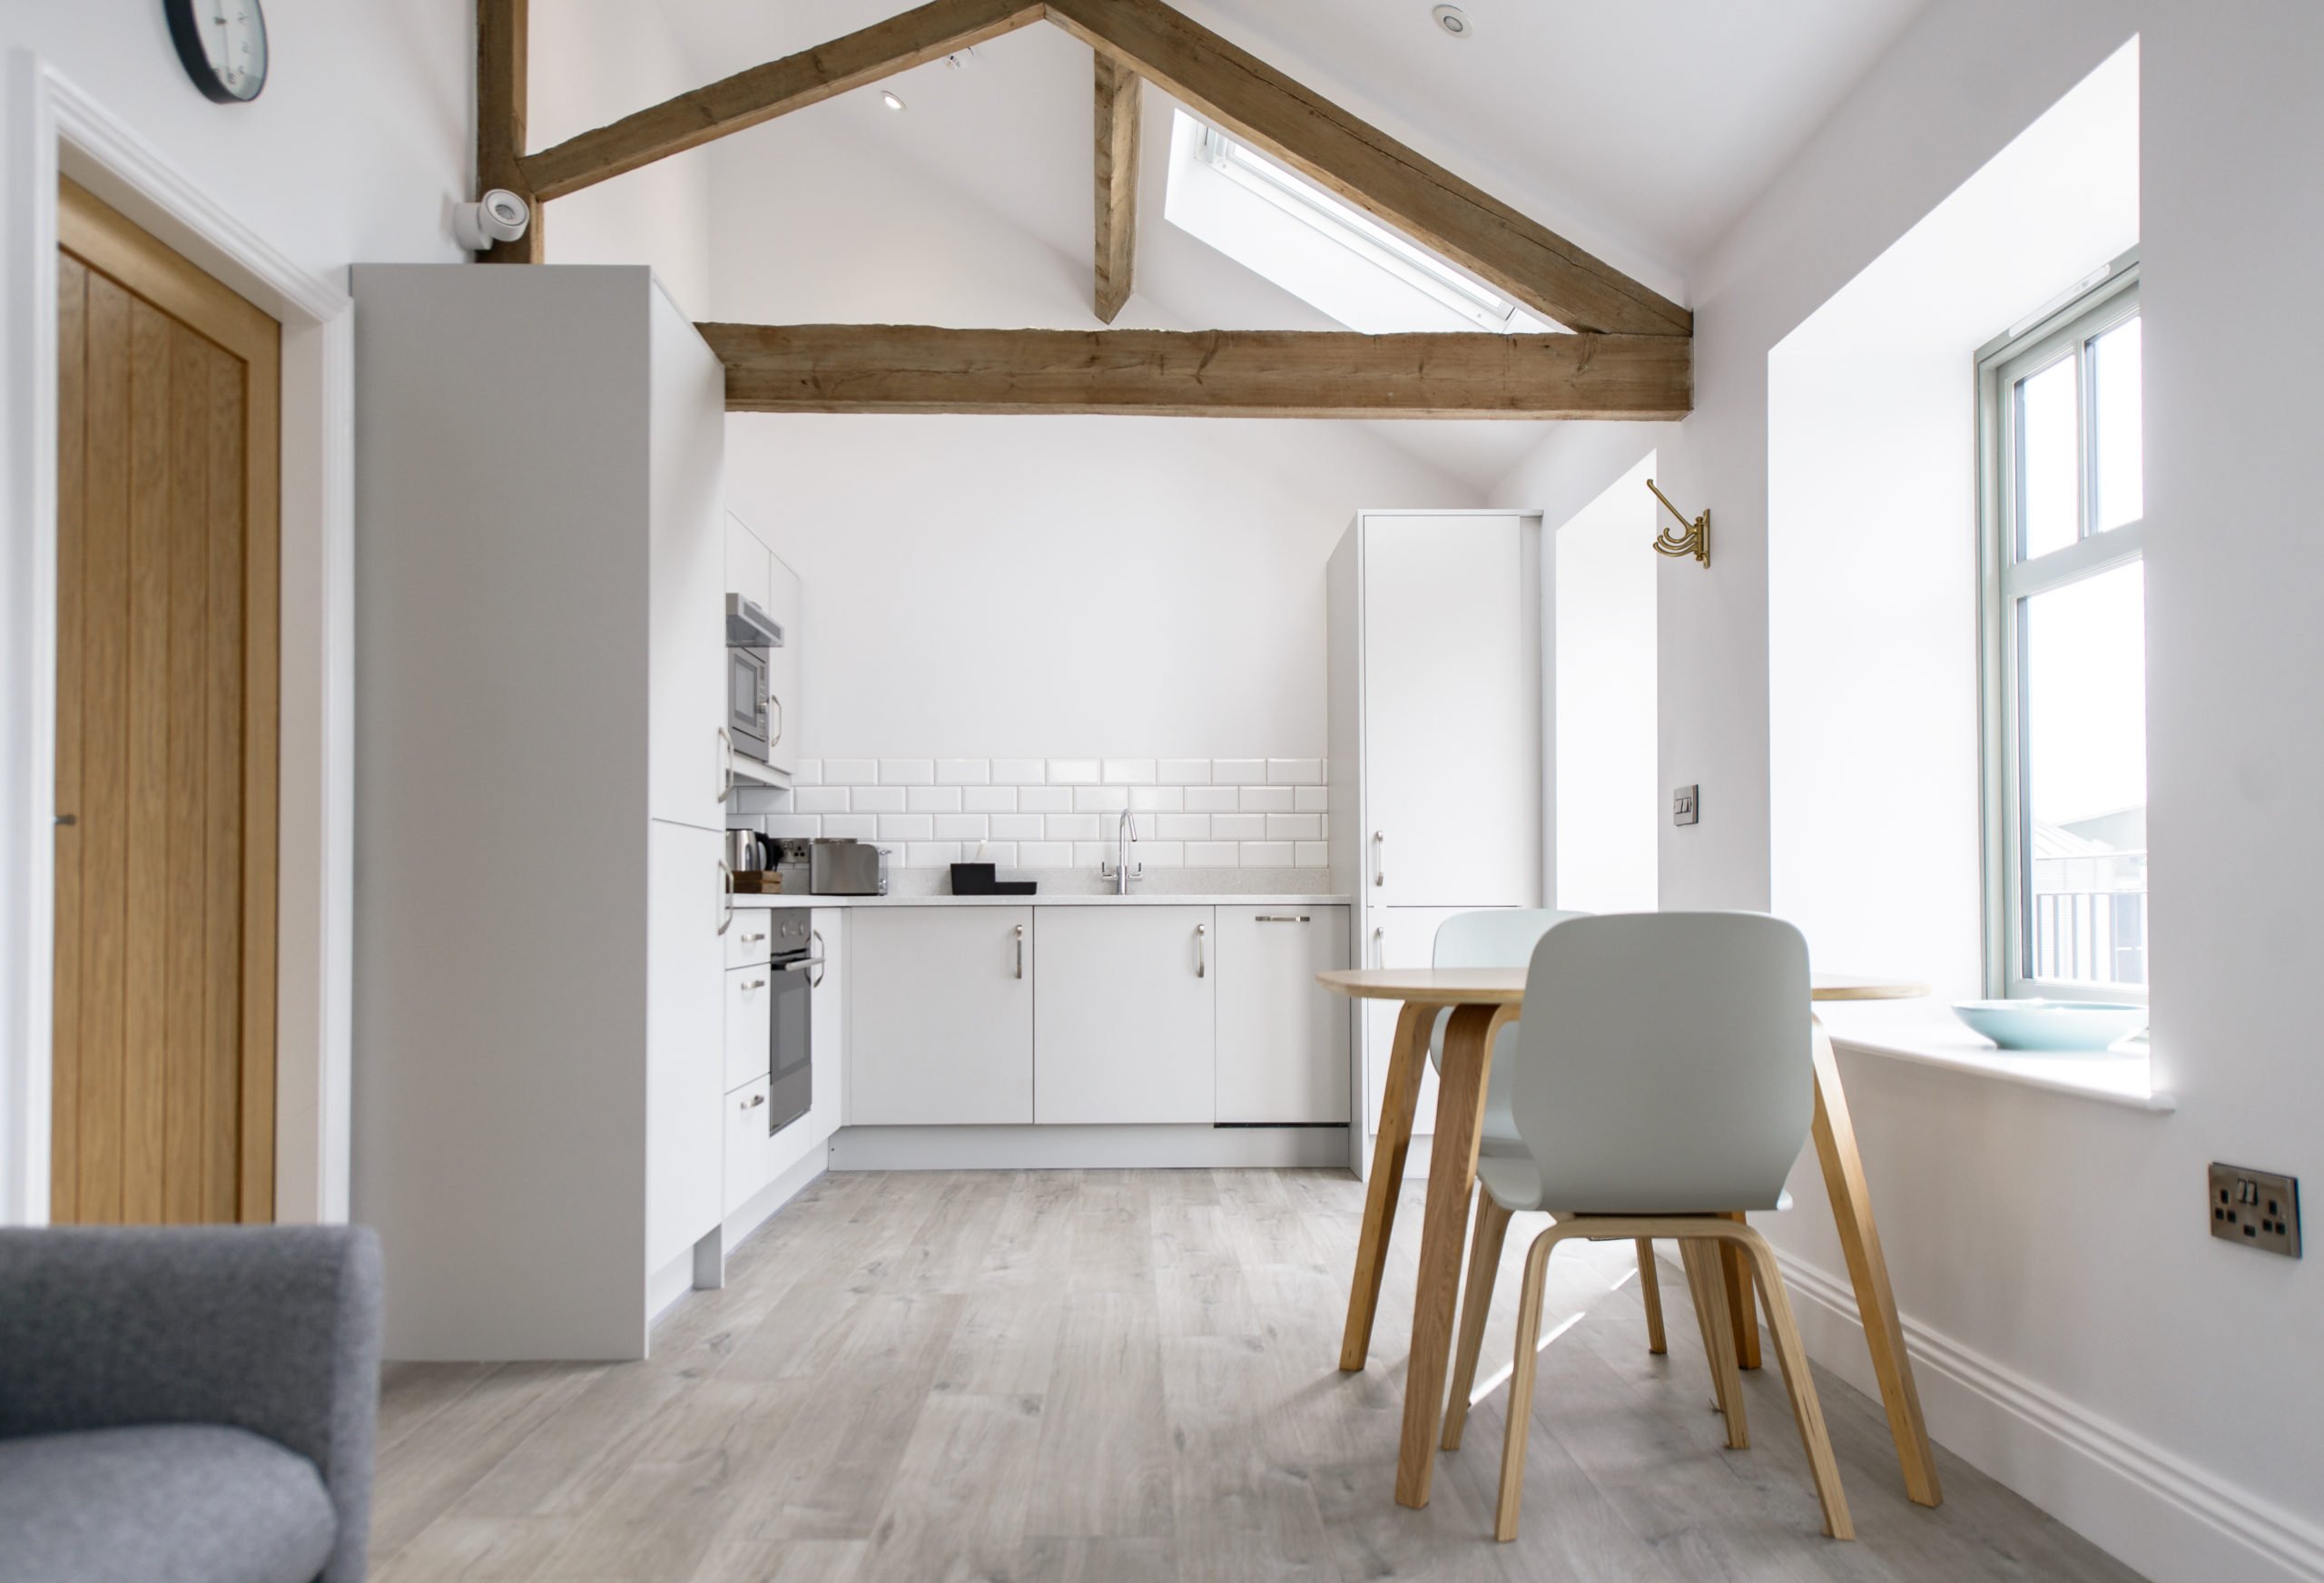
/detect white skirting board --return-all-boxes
[1764,1249,2324,1583]
[829,1125,1351,1172]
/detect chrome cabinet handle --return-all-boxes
[741,1092,764,1110]
[1255,914,1310,923]
[739,978,767,991]
[769,693,784,750]
[1372,925,1384,968]
[717,728,734,803]
[1196,922,1207,978]
[717,861,734,936]
[1014,922,1026,979]
[809,929,825,988]
[1372,831,1384,888]
[741,930,767,944]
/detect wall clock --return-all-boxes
[164,0,269,104]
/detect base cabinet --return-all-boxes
[1034,907,1215,1124]
[1216,906,1351,1124]
[848,907,1034,1124]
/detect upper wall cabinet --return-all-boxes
[724,512,802,781]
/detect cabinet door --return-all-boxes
[763,551,802,774]
[724,511,772,613]
[1359,905,1499,1139]
[645,299,728,831]
[724,964,773,1093]
[1216,906,1351,1124]
[1362,515,1538,906]
[848,907,1033,1124]
[1034,907,1215,1125]
[724,1076,776,1215]
[646,821,725,1273]
[808,909,843,1137]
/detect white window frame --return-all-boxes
[1975,252,2145,1002]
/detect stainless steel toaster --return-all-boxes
[810,838,889,896]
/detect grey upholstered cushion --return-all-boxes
[0,1226,383,1583]
[0,1424,336,1583]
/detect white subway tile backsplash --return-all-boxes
[792,760,823,785]
[1295,841,1331,867]
[933,813,988,841]
[763,813,820,838]
[907,841,960,867]
[1155,813,1209,841]
[1268,758,1324,784]
[1048,758,1101,784]
[1295,784,1330,812]
[1213,758,1265,785]
[992,758,1046,784]
[1210,812,1265,840]
[1102,758,1156,784]
[1074,786,1130,814]
[1047,813,1100,841]
[822,814,876,840]
[1185,786,1239,813]
[936,758,990,785]
[1267,813,1322,841]
[990,813,1044,841]
[1242,841,1295,867]
[879,758,934,785]
[852,786,906,814]
[794,786,850,814]
[1186,841,1240,867]
[1239,786,1294,813]
[982,842,1019,867]
[906,785,963,813]
[961,786,1018,813]
[1158,758,1211,785]
[824,758,876,785]
[1016,841,1071,866]
[878,813,933,841]
[1135,841,1184,867]
[1018,785,1072,813]
[1128,785,1182,812]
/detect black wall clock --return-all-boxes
[164,0,269,104]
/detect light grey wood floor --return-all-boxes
[371,1169,2148,1583]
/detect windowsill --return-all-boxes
[1816,1001,2174,1112]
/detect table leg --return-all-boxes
[1809,1018,1943,1507]
[1719,1214,1763,1370]
[1340,1000,1434,1372]
[1395,1002,1512,1509]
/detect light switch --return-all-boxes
[1672,784,1699,826]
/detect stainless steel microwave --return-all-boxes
[725,595,783,761]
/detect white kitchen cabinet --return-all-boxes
[849,907,1034,1125]
[724,910,775,969]
[1216,905,1351,1125]
[724,1076,777,1214]
[1357,905,1492,1137]
[645,821,727,1283]
[763,551,802,775]
[808,909,843,1136]
[1033,907,1216,1124]
[724,511,771,615]
[723,960,775,1093]
[645,287,730,832]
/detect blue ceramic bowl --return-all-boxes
[1950,999,2147,1053]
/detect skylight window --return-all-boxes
[1163,111,1559,336]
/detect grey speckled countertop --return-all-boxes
[730,866,1350,908]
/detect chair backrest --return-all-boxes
[1509,911,1812,1214]
[1432,908,1591,970]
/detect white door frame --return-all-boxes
[1,52,355,1224]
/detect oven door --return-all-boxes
[728,647,771,761]
[766,950,812,1135]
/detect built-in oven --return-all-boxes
[725,595,783,762]
[764,909,816,1136]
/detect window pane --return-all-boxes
[2020,560,2147,987]
[2015,353,2080,558]
[2092,315,2143,531]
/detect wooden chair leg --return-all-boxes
[1681,1240,1748,1450]
[1719,1213,1762,1370]
[1493,1229,1564,1542]
[1737,1229,1854,1539]
[1443,1192,1512,1450]
[1635,1239,1666,1355]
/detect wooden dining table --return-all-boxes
[1318,965,1942,1512]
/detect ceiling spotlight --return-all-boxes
[1431,5,1473,38]
[881,89,907,111]
[944,46,979,69]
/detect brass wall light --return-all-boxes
[1648,478,1709,567]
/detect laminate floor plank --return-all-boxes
[372,1169,2151,1583]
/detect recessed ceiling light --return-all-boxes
[1431,5,1473,39]
[881,89,907,111]
[944,46,978,70]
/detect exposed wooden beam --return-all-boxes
[517,0,1048,202]
[699,323,1691,419]
[1041,0,1689,339]
[475,0,540,263]
[1092,57,1142,323]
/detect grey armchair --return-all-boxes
[0,1225,384,1583]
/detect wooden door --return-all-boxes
[52,179,279,1224]
[1032,906,1215,1124]
[1361,515,1538,907]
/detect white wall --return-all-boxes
[529,0,713,315]
[1498,7,2324,1581]
[709,117,1479,767]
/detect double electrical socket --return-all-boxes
[2209,1164,2301,1258]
